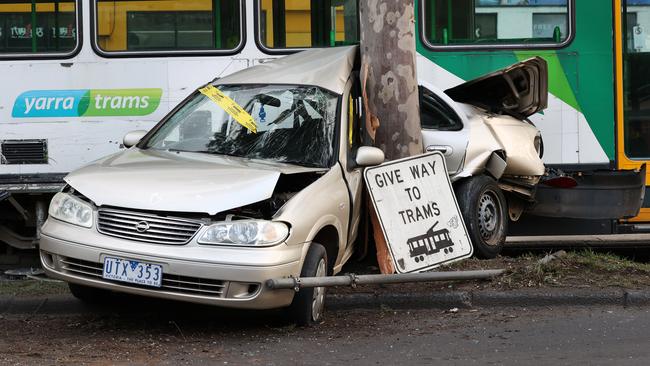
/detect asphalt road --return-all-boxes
[1,294,650,365]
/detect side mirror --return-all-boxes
[123,130,148,148]
[356,146,385,167]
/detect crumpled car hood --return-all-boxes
[65,148,325,215]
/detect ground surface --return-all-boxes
[1,299,649,365]
[3,249,650,365]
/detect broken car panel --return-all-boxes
[434,57,644,224]
[445,57,548,119]
[421,55,641,256]
[419,59,548,259]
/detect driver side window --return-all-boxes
[419,86,463,131]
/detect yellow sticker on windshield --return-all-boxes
[199,85,257,133]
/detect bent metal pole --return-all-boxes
[266,269,506,291]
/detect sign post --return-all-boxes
[364,152,473,273]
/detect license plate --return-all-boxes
[102,257,163,288]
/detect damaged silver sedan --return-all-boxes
[39,46,378,325]
[40,45,552,324]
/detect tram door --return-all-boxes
[621,0,650,221]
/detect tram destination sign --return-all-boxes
[364,152,473,273]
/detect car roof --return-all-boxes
[215,45,358,95]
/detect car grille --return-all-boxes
[60,257,227,298]
[97,208,203,245]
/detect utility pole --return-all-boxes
[359,0,423,274]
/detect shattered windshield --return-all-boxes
[145,84,339,168]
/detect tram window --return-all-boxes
[258,0,358,49]
[94,0,242,53]
[475,13,497,40]
[422,0,571,48]
[623,1,650,159]
[0,0,78,56]
[419,86,462,131]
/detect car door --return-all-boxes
[419,82,470,175]
[340,78,366,250]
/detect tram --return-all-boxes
[1,0,649,251]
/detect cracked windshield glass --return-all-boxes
[144,84,339,168]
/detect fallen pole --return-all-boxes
[266,269,506,291]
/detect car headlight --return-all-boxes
[198,220,289,246]
[48,192,93,228]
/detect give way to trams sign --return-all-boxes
[364,152,473,273]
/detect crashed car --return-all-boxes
[39,45,382,325]
[420,57,547,258]
[39,45,545,324]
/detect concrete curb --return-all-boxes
[327,288,649,310]
[3,289,650,315]
[327,291,472,310]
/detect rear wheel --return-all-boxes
[454,175,508,259]
[288,243,328,326]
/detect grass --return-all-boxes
[427,248,650,290]
[497,249,650,290]
[0,279,69,297]
[335,249,650,295]
[567,250,650,272]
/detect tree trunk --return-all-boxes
[360,0,423,274]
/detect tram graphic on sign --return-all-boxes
[407,221,455,263]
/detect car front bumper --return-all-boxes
[39,219,304,310]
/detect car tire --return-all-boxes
[454,175,508,259]
[68,283,111,303]
[288,242,328,326]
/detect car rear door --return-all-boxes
[419,83,470,175]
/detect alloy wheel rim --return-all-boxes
[478,190,500,245]
[311,258,327,322]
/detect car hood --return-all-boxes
[217,45,357,95]
[65,148,326,215]
[445,57,548,119]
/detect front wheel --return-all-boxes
[454,176,508,259]
[68,283,112,303]
[288,243,328,326]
